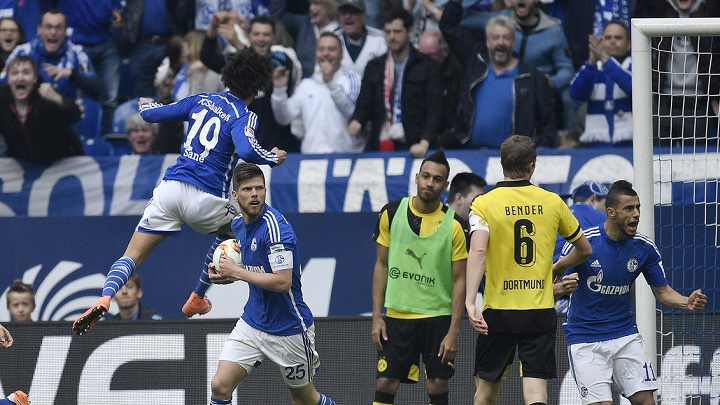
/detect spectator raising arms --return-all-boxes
[1,9,102,101]
[271,32,364,153]
[0,55,84,164]
[570,20,632,147]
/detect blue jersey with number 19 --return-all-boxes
[232,204,314,336]
[139,92,280,199]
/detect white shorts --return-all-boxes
[568,333,658,404]
[137,180,237,234]
[219,319,320,388]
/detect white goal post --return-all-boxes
[631,17,720,403]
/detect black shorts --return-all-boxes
[474,326,556,383]
[376,316,455,383]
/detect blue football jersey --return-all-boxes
[553,203,606,261]
[562,225,669,345]
[232,205,314,336]
[139,92,280,199]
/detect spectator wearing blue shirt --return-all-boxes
[570,20,632,147]
[0,0,49,41]
[120,0,179,98]
[440,3,555,148]
[1,9,102,101]
[58,0,122,135]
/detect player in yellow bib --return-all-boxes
[465,135,592,405]
[371,149,467,405]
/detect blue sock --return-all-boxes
[194,237,224,296]
[209,397,232,405]
[102,256,136,297]
[317,393,336,405]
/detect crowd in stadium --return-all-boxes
[0,0,717,163]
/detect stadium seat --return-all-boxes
[111,97,140,135]
[102,133,132,156]
[74,98,103,139]
[82,136,115,157]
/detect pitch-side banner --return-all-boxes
[0,317,717,405]
[2,148,716,217]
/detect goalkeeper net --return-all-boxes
[632,18,720,404]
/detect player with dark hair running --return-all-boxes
[555,180,706,405]
[72,48,287,335]
[465,135,592,405]
[208,162,336,405]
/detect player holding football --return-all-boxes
[72,49,287,335]
[554,180,707,405]
[208,162,336,405]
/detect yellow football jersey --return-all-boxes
[469,180,581,311]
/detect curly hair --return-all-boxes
[221,48,273,100]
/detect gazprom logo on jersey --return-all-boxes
[587,270,631,295]
[198,98,230,121]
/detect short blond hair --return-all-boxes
[125,113,158,137]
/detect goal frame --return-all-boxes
[631,16,720,386]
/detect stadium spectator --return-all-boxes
[440,8,555,148]
[173,30,225,101]
[1,9,102,101]
[348,8,442,157]
[447,171,487,222]
[569,20,632,147]
[272,0,340,79]
[0,56,84,163]
[335,0,388,77]
[201,14,303,152]
[0,17,24,67]
[0,0,48,41]
[153,35,187,104]
[271,32,364,153]
[6,280,35,322]
[207,163,337,405]
[465,135,592,405]
[71,49,286,336]
[553,180,608,313]
[108,272,164,320]
[178,0,271,32]
[124,113,159,155]
[417,29,463,148]
[120,0,180,98]
[57,0,122,135]
[371,149,466,405]
[463,0,575,130]
[555,180,707,405]
[642,0,720,146]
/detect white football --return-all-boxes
[212,239,242,273]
